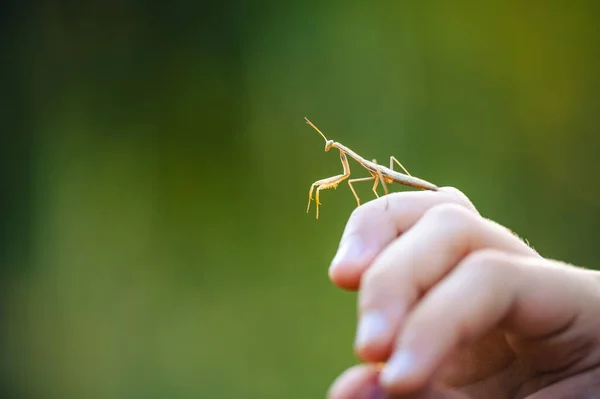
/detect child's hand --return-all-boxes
[326,188,600,398]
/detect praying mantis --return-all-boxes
[305,117,439,219]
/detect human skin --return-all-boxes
[326,187,600,399]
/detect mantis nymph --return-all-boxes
[305,117,438,219]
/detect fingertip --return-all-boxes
[379,350,429,394]
[353,311,397,363]
[354,344,394,365]
[328,261,364,290]
[327,364,383,399]
[329,233,372,290]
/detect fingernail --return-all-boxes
[355,311,388,348]
[379,350,415,385]
[331,235,364,267]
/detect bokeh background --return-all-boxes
[2,2,600,398]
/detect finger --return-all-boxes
[526,367,600,398]
[379,250,594,394]
[330,187,478,290]
[328,364,469,399]
[355,204,538,361]
[327,364,383,399]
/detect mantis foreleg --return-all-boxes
[306,151,351,219]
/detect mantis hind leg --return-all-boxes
[389,156,433,191]
[390,156,411,176]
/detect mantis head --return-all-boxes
[325,140,334,152]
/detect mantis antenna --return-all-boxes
[304,117,328,142]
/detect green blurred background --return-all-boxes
[2,2,600,398]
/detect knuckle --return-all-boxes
[438,187,479,214]
[360,265,386,290]
[426,202,470,222]
[358,266,392,308]
[424,203,476,235]
[348,200,376,223]
[460,249,510,276]
[346,196,390,229]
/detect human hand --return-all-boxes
[326,188,600,398]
